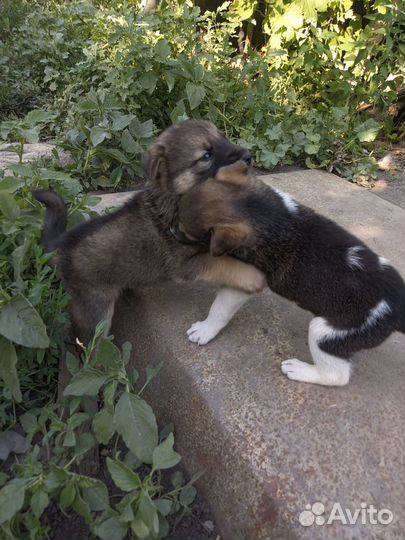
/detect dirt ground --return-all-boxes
[370,147,405,209]
[46,457,221,540]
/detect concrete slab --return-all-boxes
[0,143,72,171]
[110,170,405,540]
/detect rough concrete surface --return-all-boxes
[0,142,71,171]
[109,170,405,540]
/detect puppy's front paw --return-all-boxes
[281,358,321,384]
[187,320,220,345]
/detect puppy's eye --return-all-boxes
[200,150,213,161]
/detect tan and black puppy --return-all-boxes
[176,161,405,387]
[34,120,265,344]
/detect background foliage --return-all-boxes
[1,0,404,187]
[0,0,404,538]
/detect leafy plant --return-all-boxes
[0,141,96,426]
[2,1,403,185]
[0,324,199,540]
[64,89,155,189]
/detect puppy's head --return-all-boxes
[145,120,252,194]
[177,160,255,256]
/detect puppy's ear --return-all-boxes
[215,160,249,186]
[145,143,168,187]
[210,222,252,257]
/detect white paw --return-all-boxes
[281,358,321,384]
[186,320,221,345]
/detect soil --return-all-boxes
[47,494,219,540]
[45,455,221,540]
[369,146,405,209]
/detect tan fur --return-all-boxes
[215,160,251,186]
[195,253,263,291]
[210,222,253,257]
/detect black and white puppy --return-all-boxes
[175,161,405,386]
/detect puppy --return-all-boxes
[34,121,266,344]
[175,161,405,386]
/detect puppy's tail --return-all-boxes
[33,190,67,252]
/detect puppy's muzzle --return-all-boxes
[228,150,252,166]
[241,151,252,166]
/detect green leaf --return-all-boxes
[12,239,30,283]
[40,169,82,197]
[90,126,110,146]
[0,294,49,348]
[152,433,181,470]
[78,99,98,112]
[63,429,76,447]
[138,73,158,94]
[179,484,197,507]
[25,110,55,125]
[154,39,171,60]
[102,148,131,164]
[121,129,139,154]
[355,119,381,143]
[92,408,114,445]
[60,482,76,508]
[122,341,132,366]
[170,100,187,123]
[72,490,92,524]
[131,512,151,538]
[111,114,136,132]
[0,473,7,487]
[0,479,27,525]
[63,367,107,396]
[0,337,22,402]
[137,491,159,536]
[106,458,141,492]
[166,72,176,93]
[0,177,24,193]
[31,489,49,518]
[186,82,205,110]
[116,493,135,521]
[297,0,329,19]
[0,191,20,221]
[20,411,38,436]
[82,481,110,511]
[104,379,118,411]
[304,143,319,155]
[114,392,158,464]
[94,516,127,540]
[95,338,121,369]
[8,164,34,177]
[66,351,79,375]
[44,465,69,491]
[145,361,163,386]
[75,433,96,457]
[154,498,172,517]
[129,118,154,140]
[21,127,40,144]
[170,470,184,488]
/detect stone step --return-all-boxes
[108,170,404,540]
[0,142,72,171]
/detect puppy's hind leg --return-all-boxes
[70,288,118,346]
[281,318,352,386]
[67,288,118,475]
[187,287,251,345]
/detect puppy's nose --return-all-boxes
[241,151,252,166]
